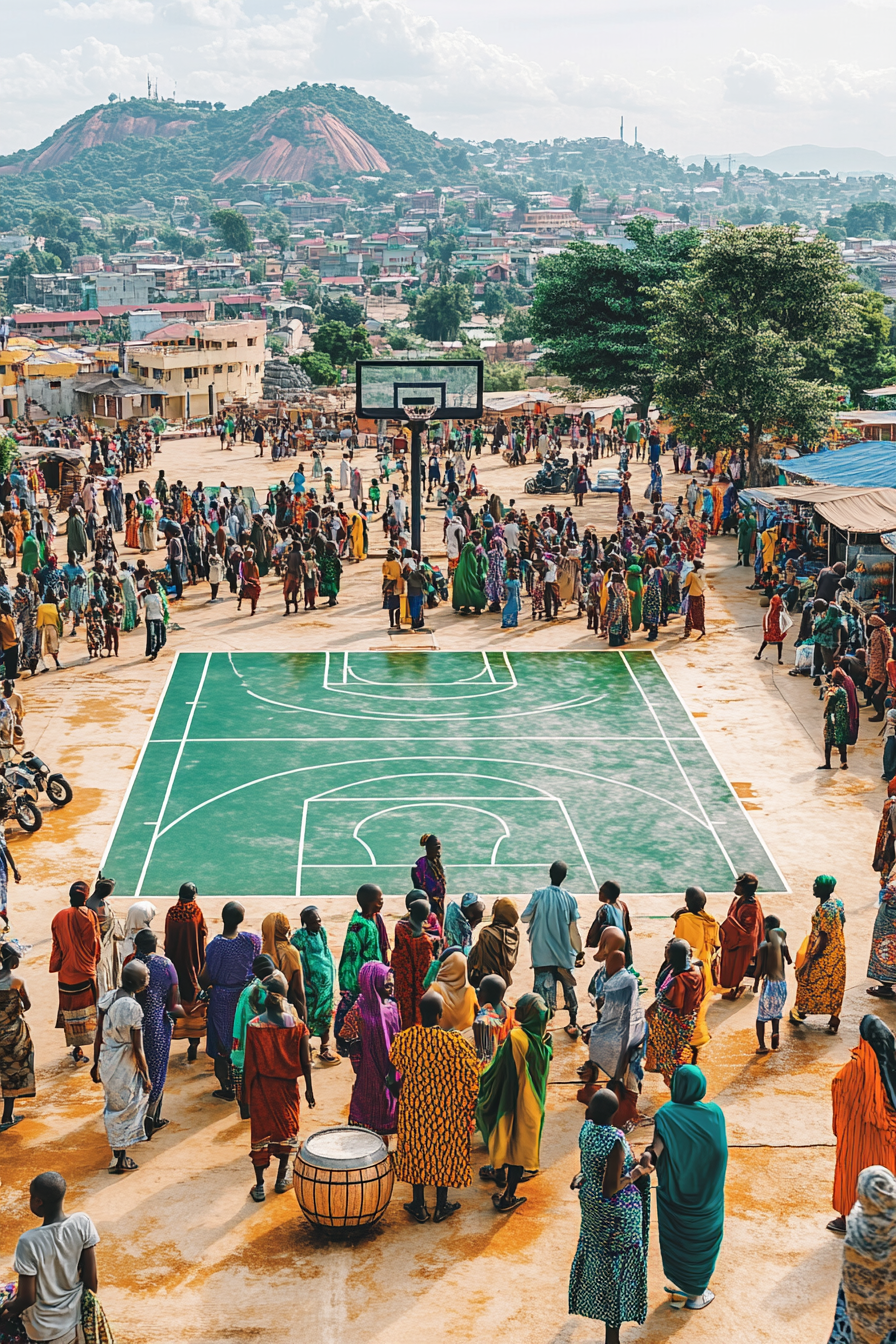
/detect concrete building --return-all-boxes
[11,301,212,341]
[24,272,84,310]
[127,317,266,418]
[84,272,152,308]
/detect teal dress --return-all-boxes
[652,1064,727,1298]
[501,577,521,628]
[568,1122,649,1326]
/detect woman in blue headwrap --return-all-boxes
[643,1064,727,1311]
[443,893,485,954]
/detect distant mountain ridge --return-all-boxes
[685,144,896,175]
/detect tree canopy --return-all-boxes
[311,319,372,368]
[529,217,699,412]
[652,224,857,482]
[411,283,472,342]
[210,208,252,253]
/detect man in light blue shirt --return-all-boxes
[521,860,584,1037]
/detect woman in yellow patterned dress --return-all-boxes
[387,990,480,1224]
[790,875,846,1034]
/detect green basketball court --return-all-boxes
[102,650,786,900]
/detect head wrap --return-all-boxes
[845,1165,896,1262]
[815,875,837,897]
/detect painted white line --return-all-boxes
[556,797,598,891]
[133,652,212,899]
[147,735,698,744]
[239,649,521,707]
[348,801,511,867]
[646,651,791,892]
[342,651,348,684]
[100,652,180,870]
[483,650,497,683]
[620,652,738,880]
[295,798,309,902]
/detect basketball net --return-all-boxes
[403,403,437,424]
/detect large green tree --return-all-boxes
[210,208,253,253]
[805,282,896,406]
[312,320,372,368]
[411,283,472,342]
[652,224,857,483]
[529,218,699,413]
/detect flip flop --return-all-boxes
[434,1201,461,1223]
[212,1090,236,1101]
[109,1156,138,1173]
[563,1025,580,1039]
[866,986,895,999]
[685,1291,715,1310]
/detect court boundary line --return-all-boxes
[321,649,518,701]
[620,651,738,881]
[98,651,180,872]
[350,803,511,866]
[341,648,497,688]
[133,651,212,899]
[634,651,791,893]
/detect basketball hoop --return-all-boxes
[402,403,437,424]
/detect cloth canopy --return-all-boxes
[743,481,896,533]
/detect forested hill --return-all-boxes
[0,84,456,221]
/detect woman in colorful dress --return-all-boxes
[821,672,851,770]
[290,907,337,1061]
[568,1088,653,1337]
[476,992,552,1210]
[756,591,789,663]
[199,901,261,1101]
[0,939,35,1132]
[124,496,140,550]
[791,874,846,1034]
[626,565,643,630]
[827,1166,896,1344]
[641,566,663,642]
[339,960,401,1134]
[411,834,447,928]
[645,938,705,1086]
[501,566,521,628]
[133,928,183,1137]
[119,565,139,633]
[605,572,631,648]
[867,873,896,1001]
[430,951,477,1033]
[164,882,207,1062]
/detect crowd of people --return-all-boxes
[1,839,894,1341]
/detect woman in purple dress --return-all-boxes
[134,928,183,1136]
[411,835,447,929]
[339,961,401,1134]
[199,901,261,1101]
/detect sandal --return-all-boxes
[110,1156,138,1173]
[479,1165,506,1186]
[563,1024,580,1039]
[403,1202,430,1224]
[828,1017,840,1035]
[212,1090,236,1101]
[771,1032,780,1051]
[685,1290,715,1310]
[151,1118,169,1133]
[789,1010,805,1026]
[492,1192,526,1213]
[434,1201,461,1223]
[866,985,895,999]
[317,1051,341,1066]
[0,1115,24,1133]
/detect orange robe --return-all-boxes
[718,895,764,989]
[831,1038,896,1217]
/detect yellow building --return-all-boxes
[127,318,266,420]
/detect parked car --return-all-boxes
[590,469,622,494]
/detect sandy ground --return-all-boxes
[0,432,888,1344]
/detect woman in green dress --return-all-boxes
[451,541,486,614]
[626,565,643,630]
[643,1064,727,1311]
[318,543,342,607]
[568,1088,653,1340]
[821,671,850,770]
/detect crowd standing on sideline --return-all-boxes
[2,835,895,1341]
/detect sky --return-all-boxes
[4,0,896,159]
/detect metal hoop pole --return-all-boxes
[410,421,422,554]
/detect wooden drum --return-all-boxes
[293,1126,393,1238]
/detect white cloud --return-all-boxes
[161,0,246,27]
[49,0,153,19]
[723,48,896,109]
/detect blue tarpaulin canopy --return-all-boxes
[783,441,896,488]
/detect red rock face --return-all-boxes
[213,106,389,182]
[23,111,198,173]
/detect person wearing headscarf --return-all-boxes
[392,898,437,1028]
[626,565,643,630]
[645,938,705,1087]
[756,592,790,663]
[164,881,208,1061]
[50,880,101,1062]
[290,906,336,1062]
[791,875,846,1034]
[199,902,261,1101]
[411,834,447,927]
[92,959,151,1173]
[476,992,552,1212]
[644,1064,727,1310]
[261,913,306,1022]
[451,540,487,614]
[428,950,478,1034]
[674,886,721,1053]
[468,898,520,989]
[121,901,156,962]
[230,953,274,1117]
[443,893,485,954]
[868,872,896,1001]
[243,971,314,1203]
[586,949,647,1129]
[828,1165,896,1344]
[604,571,631,647]
[340,961,402,1134]
[568,1087,653,1329]
[86,877,124,998]
[829,1015,896,1235]
[822,671,851,770]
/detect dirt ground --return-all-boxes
[0,431,886,1344]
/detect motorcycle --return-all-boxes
[524,460,575,494]
[17,752,74,808]
[0,760,43,833]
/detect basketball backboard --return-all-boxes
[355,359,483,420]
